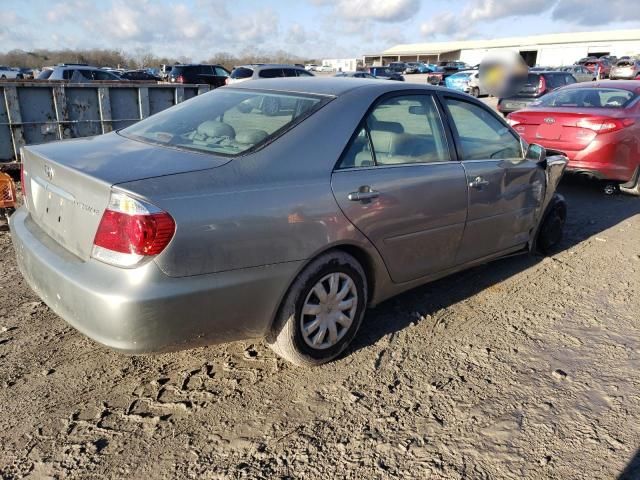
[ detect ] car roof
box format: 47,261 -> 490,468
236,64 -> 306,69
562,80 -> 640,92
225,77 -> 446,97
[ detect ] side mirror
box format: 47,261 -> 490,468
525,143 -> 546,164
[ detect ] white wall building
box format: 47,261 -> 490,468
321,58 -> 359,72
364,30 -> 640,67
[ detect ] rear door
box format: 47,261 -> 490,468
331,93 -> 468,283
441,94 -> 541,264
196,65 -> 215,85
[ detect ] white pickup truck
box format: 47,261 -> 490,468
0,66 -> 22,79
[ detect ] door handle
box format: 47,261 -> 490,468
348,187 -> 380,202
469,176 -> 490,189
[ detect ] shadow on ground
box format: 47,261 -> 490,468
349,175 -> 640,354
619,448 -> 640,480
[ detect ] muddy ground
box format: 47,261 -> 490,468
1,176 -> 639,480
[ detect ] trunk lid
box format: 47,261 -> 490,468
22,132 -> 230,260
510,108 -> 625,149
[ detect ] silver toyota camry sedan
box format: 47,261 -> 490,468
10,78 -> 567,366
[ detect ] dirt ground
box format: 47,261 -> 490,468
1,174 -> 640,477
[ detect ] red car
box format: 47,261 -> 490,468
507,81 -> 640,195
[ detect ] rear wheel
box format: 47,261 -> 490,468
470,87 -> 479,98
266,251 -> 368,366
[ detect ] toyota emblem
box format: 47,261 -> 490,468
544,117 -> 555,124
44,164 -> 54,181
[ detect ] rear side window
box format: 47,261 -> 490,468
259,68 -> 283,78
37,69 -> 52,80
296,69 -> 314,77
121,89 -> 327,157
282,69 -> 297,77
198,65 -> 213,75
337,95 -> 450,169
214,67 -> 229,76
444,98 -> 521,161
230,67 -> 253,79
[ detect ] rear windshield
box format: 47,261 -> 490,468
120,89 -> 329,156
37,69 -> 53,80
449,72 -> 472,80
531,88 -> 636,108
616,61 -> 635,67
230,67 -> 253,79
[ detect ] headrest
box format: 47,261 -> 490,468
236,129 -> 269,145
197,121 -> 235,138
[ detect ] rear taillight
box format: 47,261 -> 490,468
506,115 -> 520,127
225,77 -> 230,85
92,192 -> 175,268
576,117 -> 635,134
537,76 -> 546,94
176,75 -> 185,84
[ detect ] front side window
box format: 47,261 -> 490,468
444,98 -> 521,161
121,89 -> 328,156
337,95 -> 450,169
214,67 -> 229,77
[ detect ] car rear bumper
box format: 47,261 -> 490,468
10,208 -> 300,354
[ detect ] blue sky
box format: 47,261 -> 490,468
1,0 -> 639,60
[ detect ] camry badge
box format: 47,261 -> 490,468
44,164 -> 55,181
544,117 -> 555,124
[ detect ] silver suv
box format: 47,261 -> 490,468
227,64 -> 314,84
37,64 -> 122,82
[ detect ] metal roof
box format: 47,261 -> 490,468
382,30 -> 640,56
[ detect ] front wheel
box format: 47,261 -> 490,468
266,251 -> 368,366
536,195 -> 567,254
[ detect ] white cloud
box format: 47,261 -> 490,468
551,0 -> 640,25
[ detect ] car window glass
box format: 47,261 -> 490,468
366,95 -> 449,165
93,70 -> 117,80
214,67 -> 229,76
199,65 -> 213,75
338,126 -> 374,169
259,68 -> 283,78
296,69 -> 313,77
122,89 -> 325,156
444,98 -> 521,161
282,69 -> 297,77
230,67 -> 253,79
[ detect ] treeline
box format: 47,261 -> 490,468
0,48 -> 315,71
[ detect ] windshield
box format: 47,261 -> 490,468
531,88 -> 636,108
121,89 -> 328,156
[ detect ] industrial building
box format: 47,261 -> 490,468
364,30 -> 640,67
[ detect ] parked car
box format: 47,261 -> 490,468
305,64 -> 319,71
0,65 -> 22,79
389,62 -> 408,73
559,65 -> 596,82
37,65 -> 122,82
168,64 -> 230,87
119,70 -> 161,81
18,68 -> 34,79
368,67 -> 404,81
506,80 -> 640,195
11,78 -> 568,366
319,65 -> 334,72
497,71 -> 577,116
444,70 -> 487,97
334,71 -> 378,79
581,59 -> 611,78
609,59 -> 640,80
427,62 -> 468,85
227,64 -> 314,85
160,64 -> 173,80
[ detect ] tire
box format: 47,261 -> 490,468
536,196 -> 567,254
266,251 -> 368,366
471,87 -> 479,98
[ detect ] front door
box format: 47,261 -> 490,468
331,94 -> 468,283
440,95 -> 543,264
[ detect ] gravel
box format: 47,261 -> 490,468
0,177 -> 639,479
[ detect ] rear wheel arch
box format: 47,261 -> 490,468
270,243 -> 376,331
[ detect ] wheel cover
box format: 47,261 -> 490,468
300,272 -> 358,350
